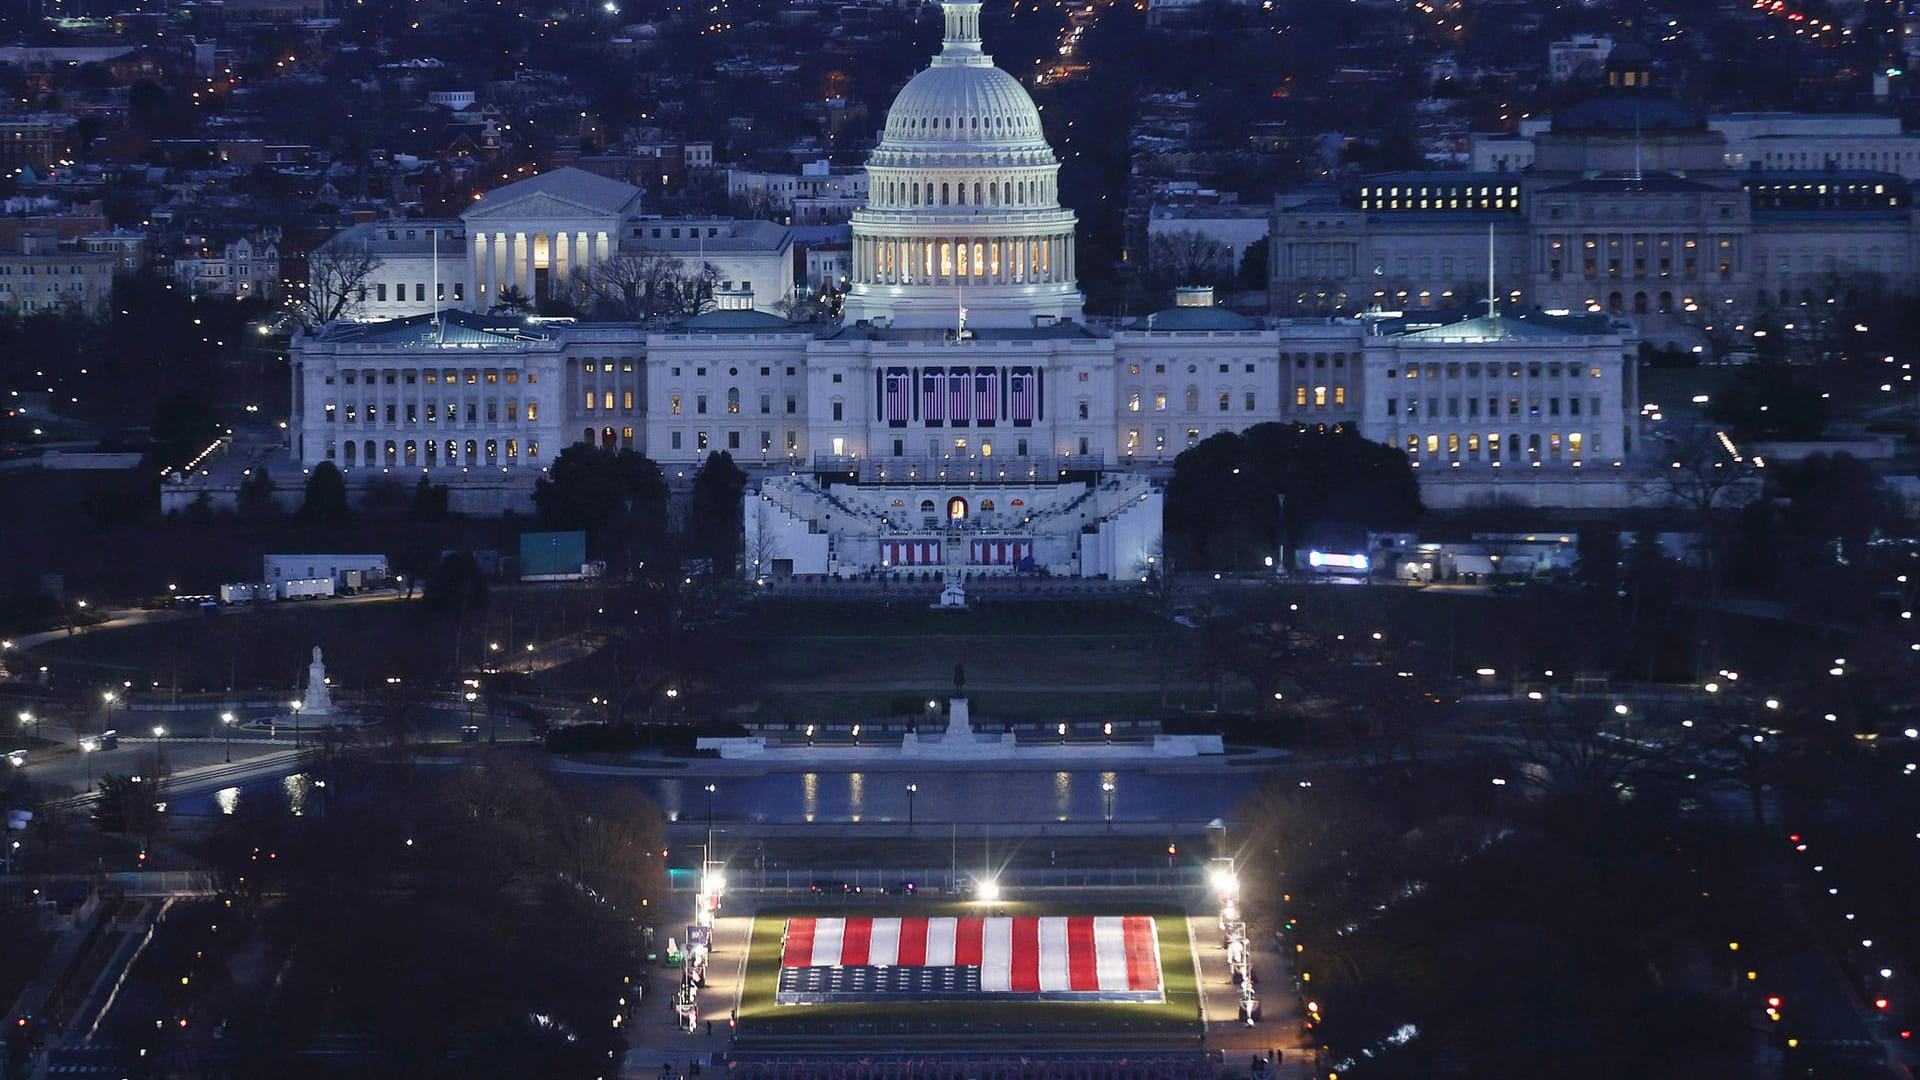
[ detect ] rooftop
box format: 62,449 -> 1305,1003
316,310 -> 557,346
1381,310 -> 1620,341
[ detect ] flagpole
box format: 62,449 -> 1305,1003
432,230 -> 443,344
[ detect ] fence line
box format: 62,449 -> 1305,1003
672,866 -> 1202,893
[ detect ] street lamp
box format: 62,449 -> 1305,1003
703,782 -> 717,883
1102,780 -> 1115,830
289,700 -> 302,748
464,689 -> 479,740
906,782 -> 918,830
152,724 -> 167,774
221,711 -> 236,764
17,711 -> 35,744
102,690 -> 116,732
525,641 -> 535,674
80,736 -> 96,785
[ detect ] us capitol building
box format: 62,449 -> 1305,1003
287,2 -> 1646,578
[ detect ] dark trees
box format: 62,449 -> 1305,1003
1166,423 -> 1422,570
422,551 -> 488,614
236,467 -> 278,519
148,387 -> 223,475
297,461 -> 351,524
223,752 -> 668,1077
688,451 -> 748,574
531,444 -> 668,537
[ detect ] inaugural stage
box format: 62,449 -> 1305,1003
776,916 -> 1165,1006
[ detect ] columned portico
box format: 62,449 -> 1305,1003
461,167 -> 646,311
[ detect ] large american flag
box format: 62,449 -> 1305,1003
1010,368 -> 1035,424
776,916 -> 1164,1005
922,370 -> 944,424
948,370 -> 971,424
974,370 -> 997,424
885,369 -> 912,424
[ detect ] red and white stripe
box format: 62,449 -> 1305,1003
1011,370 -> 1034,422
886,371 -> 912,423
780,916 -> 1162,994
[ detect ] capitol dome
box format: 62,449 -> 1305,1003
841,2 -> 1084,330
878,56 -> 1048,153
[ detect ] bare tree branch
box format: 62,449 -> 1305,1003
298,239 -> 382,326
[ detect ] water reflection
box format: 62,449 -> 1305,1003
165,765 -> 1256,828
680,768 -> 1248,827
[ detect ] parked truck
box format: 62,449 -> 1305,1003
276,577 -> 336,601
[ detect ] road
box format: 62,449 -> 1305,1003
3,591 -> 408,653
13,700 -> 533,804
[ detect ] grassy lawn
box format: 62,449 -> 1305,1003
734,900 -> 1201,1047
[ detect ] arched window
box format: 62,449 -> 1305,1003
485,439 -> 498,462
941,183 -> 950,205
1185,386 -> 1199,411
404,440 -> 417,463
920,499 -> 936,513
364,440 -> 375,463
727,387 -> 740,414
947,497 -> 968,521
980,498 -> 995,512
344,441 -> 356,464
465,439 -> 478,462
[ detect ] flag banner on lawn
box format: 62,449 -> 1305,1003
776,916 -> 1165,1005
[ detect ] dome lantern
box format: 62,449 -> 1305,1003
939,2 -> 988,64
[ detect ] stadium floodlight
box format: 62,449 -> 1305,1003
974,878 -> 1001,902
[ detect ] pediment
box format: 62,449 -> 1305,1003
462,190 -> 625,223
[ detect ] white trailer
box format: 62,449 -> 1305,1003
219,582 -> 260,605
262,554 -> 388,593
276,577 -> 336,601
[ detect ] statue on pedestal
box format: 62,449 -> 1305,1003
302,646 -> 336,718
